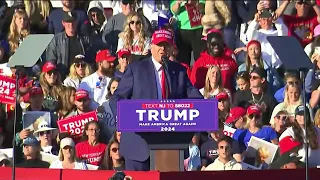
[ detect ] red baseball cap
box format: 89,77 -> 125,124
201,28 -> 222,41
216,92 -> 228,101
279,136 -> 302,155
42,62 -> 57,73
75,89 -> 89,101
29,87 -> 43,96
151,30 -> 173,45
96,49 -> 116,63
247,105 -> 261,115
118,48 -> 131,58
225,107 -> 246,124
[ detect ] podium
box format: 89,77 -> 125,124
117,99 -> 218,172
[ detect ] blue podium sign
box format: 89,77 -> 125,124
117,99 -> 218,132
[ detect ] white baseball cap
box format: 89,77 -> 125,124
60,137 -> 75,149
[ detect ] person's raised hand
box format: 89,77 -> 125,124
257,1 -> 265,12
234,47 -> 247,55
19,129 -> 31,140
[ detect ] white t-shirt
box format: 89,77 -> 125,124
79,72 -> 111,110
49,160 -> 88,170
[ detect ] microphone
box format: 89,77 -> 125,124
161,55 -> 169,66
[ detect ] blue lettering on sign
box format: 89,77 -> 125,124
136,109 -> 200,121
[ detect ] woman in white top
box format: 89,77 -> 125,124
117,12 -> 151,55
63,55 -> 92,89
279,105 -> 320,167
199,65 -> 231,101
50,138 -> 88,170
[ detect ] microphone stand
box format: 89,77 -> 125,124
299,68 -> 309,180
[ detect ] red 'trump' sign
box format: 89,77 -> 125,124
0,75 -> 16,105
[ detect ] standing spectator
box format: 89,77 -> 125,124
225,107 -> 247,129
203,136 -> 242,171
39,62 -> 64,112
17,135 -> 50,168
50,137 -> 88,170
64,55 -> 92,89
217,92 -> 231,122
26,87 -> 49,111
46,11 -> 92,79
109,29 -> 203,171
233,105 -> 278,147
102,0 -> 152,54
57,86 -> 76,119
8,10 -> 30,55
233,67 -> 277,124
276,0 -> 320,47
117,12 -> 151,55
170,0 -> 205,65
199,65 -> 231,100
280,105 -> 320,167
79,49 -> 116,109
48,0 -> 89,35
191,32 -> 238,92
115,49 -> 132,78
98,138 -> 125,170
76,121 -> 107,166
65,89 -> 91,118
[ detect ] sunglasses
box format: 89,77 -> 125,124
248,114 -> 261,119
47,70 -> 57,76
111,147 -> 119,153
130,20 -> 141,25
276,115 -> 288,121
75,62 -> 86,68
250,75 -> 260,80
218,145 -> 230,150
40,130 -> 51,136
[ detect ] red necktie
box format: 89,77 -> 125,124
161,68 -> 167,99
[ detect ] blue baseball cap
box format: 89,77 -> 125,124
295,105 -> 310,117
22,135 -> 40,146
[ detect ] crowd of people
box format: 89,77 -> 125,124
0,0 -> 319,174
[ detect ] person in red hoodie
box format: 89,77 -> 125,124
191,31 -> 238,92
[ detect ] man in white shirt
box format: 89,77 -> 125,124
79,49 -> 116,110
204,136 -> 242,171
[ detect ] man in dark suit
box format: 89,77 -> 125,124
110,29 -> 203,171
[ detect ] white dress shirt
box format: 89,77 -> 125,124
151,56 -> 163,99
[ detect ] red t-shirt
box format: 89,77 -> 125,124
283,14 -> 319,47
75,141 -> 107,166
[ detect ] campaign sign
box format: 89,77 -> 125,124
0,75 -> 16,105
58,111 -> 98,137
117,99 -> 218,132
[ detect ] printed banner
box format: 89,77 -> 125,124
223,125 -> 236,138
185,3 -> 202,28
242,136 -> 278,170
57,111 -> 98,137
117,99 -> 218,132
0,75 -> 16,105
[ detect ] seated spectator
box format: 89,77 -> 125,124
199,65 -> 232,100
65,89 -> 91,118
117,12 -> 151,55
233,105 -> 278,147
64,55 -> 92,89
76,121 -> 107,166
225,107 -> 247,129
191,31 -> 238,92
17,135 -> 50,168
48,0 -> 89,35
26,87 -> 49,111
203,136 -> 242,171
8,9 -> 30,55
271,110 -> 290,138
115,49 -> 132,78
235,71 -> 250,91
233,67 -> 277,124
274,71 -> 301,103
113,130 -> 121,143
50,137 -> 88,170
46,11 -> 92,79
39,62 -> 64,112
33,117 -> 59,155
216,92 -> 231,122
57,86 -> 76,119
280,105 -> 320,167
79,49 -> 116,109
0,153 -> 11,167
201,123 -> 243,170
98,138 -> 125,170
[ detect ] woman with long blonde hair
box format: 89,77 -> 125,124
25,0 -> 51,33
117,12 -> 150,55
8,10 -> 30,54
199,65 -> 231,100
39,62 -> 64,111
64,55 -> 92,89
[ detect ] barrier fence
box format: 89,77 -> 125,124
1,167 -> 320,180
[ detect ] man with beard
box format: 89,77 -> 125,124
66,89 -> 91,118
79,49 -> 115,109
190,31 -> 238,92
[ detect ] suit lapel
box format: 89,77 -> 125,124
143,58 -> 158,99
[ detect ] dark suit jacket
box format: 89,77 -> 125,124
110,57 -> 203,162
